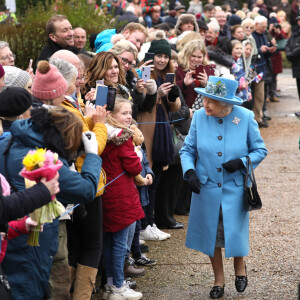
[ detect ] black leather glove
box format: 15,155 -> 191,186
185,169 -> 201,194
222,159 -> 244,173
168,85 -> 180,102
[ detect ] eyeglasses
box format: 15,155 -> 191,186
244,26 -> 254,29
120,56 -> 134,68
0,54 -> 16,61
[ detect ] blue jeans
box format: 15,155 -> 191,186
104,222 -> 136,288
126,222 -> 136,259
144,14 -> 163,28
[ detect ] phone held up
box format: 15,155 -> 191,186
94,83 -> 117,111
141,66 -> 151,81
144,52 -> 155,63
165,73 -> 175,84
193,64 -> 216,87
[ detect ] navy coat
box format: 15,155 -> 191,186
0,119 -> 102,300
180,106 -> 267,258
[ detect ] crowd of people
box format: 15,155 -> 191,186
0,0 -> 297,298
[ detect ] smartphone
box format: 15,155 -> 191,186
106,87 -> 117,111
194,65 -> 204,78
144,52 -> 154,63
141,66 -> 151,81
95,84 -> 108,107
28,59 -> 33,70
165,73 -> 175,84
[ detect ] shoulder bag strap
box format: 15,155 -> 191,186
244,156 -> 250,187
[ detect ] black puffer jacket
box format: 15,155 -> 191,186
286,26 -> 300,78
207,46 -> 235,69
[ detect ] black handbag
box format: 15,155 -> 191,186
171,126 -> 186,165
244,156 -> 262,211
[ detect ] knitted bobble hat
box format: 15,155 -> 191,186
31,60 -> 68,100
3,66 -> 31,90
0,64 -> 4,78
0,87 -> 33,117
148,39 -> 171,58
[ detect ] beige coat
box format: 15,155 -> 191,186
137,95 -> 181,168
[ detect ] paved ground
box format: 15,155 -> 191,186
94,69 -> 300,300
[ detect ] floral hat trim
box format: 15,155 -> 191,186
205,80 -> 228,98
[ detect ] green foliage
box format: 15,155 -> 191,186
0,0 -> 112,69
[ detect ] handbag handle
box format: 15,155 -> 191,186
244,156 -> 257,188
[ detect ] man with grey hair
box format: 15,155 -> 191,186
252,15 -> 276,128
205,21 -> 220,46
0,41 -> 15,66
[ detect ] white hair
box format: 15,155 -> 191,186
208,21 -> 220,33
254,15 -> 267,24
49,57 -> 78,87
0,41 -> 9,50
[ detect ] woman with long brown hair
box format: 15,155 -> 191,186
138,38 -> 183,240
82,51 -> 130,99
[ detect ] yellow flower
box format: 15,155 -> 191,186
23,148 -> 46,171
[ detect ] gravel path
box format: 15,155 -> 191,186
94,69 -> 300,300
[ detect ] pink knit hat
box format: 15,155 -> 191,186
32,60 -> 68,100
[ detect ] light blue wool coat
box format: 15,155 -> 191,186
180,106 -> 267,258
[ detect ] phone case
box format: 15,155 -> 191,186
165,73 -> 175,84
95,85 -> 108,107
142,66 -> 151,81
144,52 -> 154,62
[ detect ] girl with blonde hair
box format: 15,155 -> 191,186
176,39 -> 209,109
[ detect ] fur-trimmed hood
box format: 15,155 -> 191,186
105,123 -> 133,146
174,14 -> 199,37
207,46 -> 235,68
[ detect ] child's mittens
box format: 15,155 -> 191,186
239,77 -> 246,90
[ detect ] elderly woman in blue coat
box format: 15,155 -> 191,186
180,76 -> 267,299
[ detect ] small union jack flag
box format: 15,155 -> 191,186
254,72 -> 263,83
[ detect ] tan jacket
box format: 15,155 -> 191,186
137,95 -> 181,168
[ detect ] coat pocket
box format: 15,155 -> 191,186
234,176 -> 244,186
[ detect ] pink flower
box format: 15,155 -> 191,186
44,150 -> 55,166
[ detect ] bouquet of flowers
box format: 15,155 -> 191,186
21,149 -> 65,246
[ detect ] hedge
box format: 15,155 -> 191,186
0,0 -> 112,69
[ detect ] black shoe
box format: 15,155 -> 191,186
258,120 -> 269,128
235,265 -> 248,293
140,244 -> 149,253
263,114 -> 272,121
209,285 -> 225,299
167,221 -> 184,229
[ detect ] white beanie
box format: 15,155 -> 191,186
2,66 -> 31,90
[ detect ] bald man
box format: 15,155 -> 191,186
50,50 -> 84,102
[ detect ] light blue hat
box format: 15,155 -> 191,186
195,76 -> 243,105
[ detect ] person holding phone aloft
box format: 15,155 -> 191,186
176,39 -> 209,115
109,40 -> 158,121
138,38 -> 182,239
